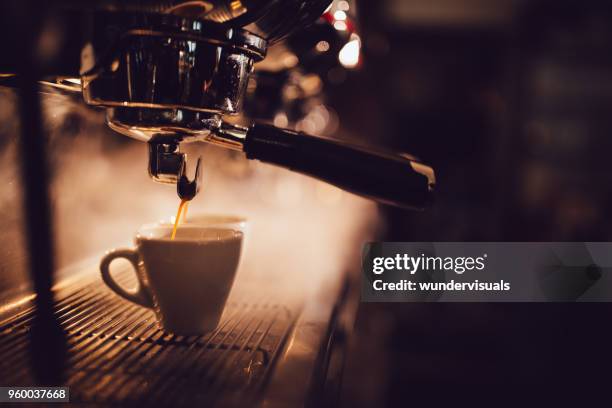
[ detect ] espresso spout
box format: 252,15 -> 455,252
177,157 -> 203,201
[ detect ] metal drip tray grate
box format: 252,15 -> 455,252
0,272 -> 296,407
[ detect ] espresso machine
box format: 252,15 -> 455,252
1,0 -> 434,206
0,1 -> 434,406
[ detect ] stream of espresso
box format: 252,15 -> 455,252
171,199 -> 189,240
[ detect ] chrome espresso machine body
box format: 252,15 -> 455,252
0,1 -> 434,406
1,0 -> 434,207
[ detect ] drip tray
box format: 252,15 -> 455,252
0,270 -> 297,407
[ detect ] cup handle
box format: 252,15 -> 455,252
100,248 -> 154,308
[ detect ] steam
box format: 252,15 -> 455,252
0,87 -> 378,299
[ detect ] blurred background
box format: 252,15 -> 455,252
2,0 -> 612,405
339,0 -> 612,406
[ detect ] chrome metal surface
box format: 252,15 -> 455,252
82,11 -> 267,138
106,108 -> 220,141
263,278 -> 349,408
148,140 -> 186,184
409,160 -> 436,190
241,0 -> 333,43
33,1 -> 331,43
0,268 -> 296,407
92,12 -> 257,186
208,122 -> 249,151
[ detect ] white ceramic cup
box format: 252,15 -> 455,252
100,223 -> 243,335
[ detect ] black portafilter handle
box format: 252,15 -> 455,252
242,123 -> 435,210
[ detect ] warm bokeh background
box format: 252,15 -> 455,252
338,1 -> 612,405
